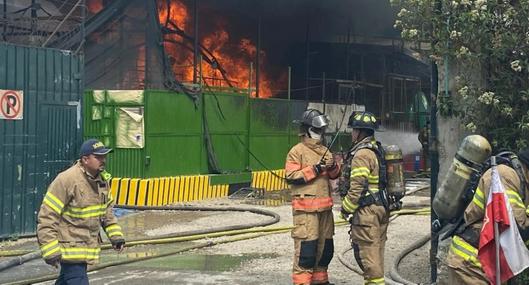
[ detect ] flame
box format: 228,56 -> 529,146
87,0 -> 103,14
157,0 -> 277,98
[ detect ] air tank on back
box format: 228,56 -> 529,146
384,145 -> 405,200
432,135 -> 492,221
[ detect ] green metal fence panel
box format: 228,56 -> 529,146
249,98 -> 294,171
0,43 -> 83,239
144,90 -> 205,177
82,88 -> 347,178
204,92 -> 248,172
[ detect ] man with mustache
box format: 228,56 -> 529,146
37,139 -> 125,285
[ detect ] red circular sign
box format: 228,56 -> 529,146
1,91 -> 21,119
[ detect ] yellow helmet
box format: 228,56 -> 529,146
348,111 -> 377,131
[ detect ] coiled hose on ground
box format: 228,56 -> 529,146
2,200 -> 434,285
0,205 -> 281,272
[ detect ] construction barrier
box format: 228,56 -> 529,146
110,169 -> 287,206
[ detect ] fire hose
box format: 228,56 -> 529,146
1,201 -> 432,284
0,205 -> 281,272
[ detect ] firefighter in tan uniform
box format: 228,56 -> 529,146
285,109 -> 341,285
340,111 -> 389,285
37,139 -> 125,285
445,148 -> 529,284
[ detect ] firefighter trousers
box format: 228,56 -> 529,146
349,204 -> 389,285
291,209 -> 335,285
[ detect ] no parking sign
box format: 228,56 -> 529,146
0,90 -> 23,120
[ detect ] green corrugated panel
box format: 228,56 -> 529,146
0,43 -> 82,238
204,92 -> 248,172
144,90 -> 205,177
249,98 -> 292,171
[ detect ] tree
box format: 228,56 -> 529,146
391,0 -> 529,150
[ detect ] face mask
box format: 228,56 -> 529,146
308,127 -> 323,140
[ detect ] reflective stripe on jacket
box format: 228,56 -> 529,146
37,162 -> 124,264
342,136 -> 380,214
450,236 -> 481,268
464,164 -> 529,238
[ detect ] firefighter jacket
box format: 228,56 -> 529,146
342,136 -> 381,215
37,162 -> 124,265
465,164 -> 529,235
285,137 -> 341,212
448,164 -> 529,272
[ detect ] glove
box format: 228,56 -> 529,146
44,255 -> 61,268
111,238 -> 126,252
313,164 -> 323,176
323,158 -> 336,169
339,208 -> 354,223
326,160 -> 337,171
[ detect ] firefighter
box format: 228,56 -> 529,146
37,139 -> 125,285
445,148 -> 529,284
285,109 -> 341,285
418,120 -> 430,171
340,111 -> 389,285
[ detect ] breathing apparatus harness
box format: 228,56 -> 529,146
443,151 -> 528,246
337,137 -> 393,212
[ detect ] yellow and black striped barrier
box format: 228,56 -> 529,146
110,169 -> 287,206
251,169 -> 287,191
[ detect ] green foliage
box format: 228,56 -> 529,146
391,0 -> 529,151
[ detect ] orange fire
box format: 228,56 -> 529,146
157,0 -> 275,98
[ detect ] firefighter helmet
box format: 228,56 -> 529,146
294,109 -> 330,128
348,111 -> 377,131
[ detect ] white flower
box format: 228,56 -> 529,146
450,30 -> 462,39
511,60 -> 522,72
458,86 -> 469,97
393,20 -> 402,29
478,91 -> 495,105
475,0 -> 486,7
397,8 -> 408,17
408,29 -> 418,37
461,0 -> 471,5
465,122 -> 477,132
475,0 -> 487,10
502,106 -> 513,116
456,46 -> 470,58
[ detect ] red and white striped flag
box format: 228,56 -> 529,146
478,165 -> 529,284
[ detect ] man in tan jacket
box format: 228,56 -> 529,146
445,148 -> 529,284
37,139 -> 125,285
285,109 -> 340,285
340,111 -> 389,285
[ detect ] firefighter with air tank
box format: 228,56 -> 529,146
433,135 -> 529,284
338,111 -> 405,285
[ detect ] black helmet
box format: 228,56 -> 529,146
348,111 -> 377,131
294,109 -> 330,128
519,148 -> 529,167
